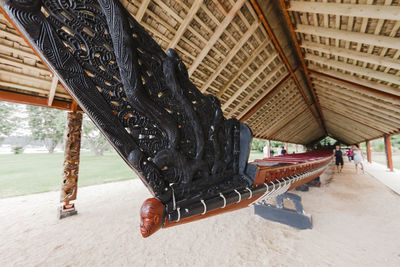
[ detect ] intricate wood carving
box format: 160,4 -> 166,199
61,111 -> 82,203
1,0 -> 253,205
1,0 -> 335,238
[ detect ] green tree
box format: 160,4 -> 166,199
82,115 -> 111,156
252,138 -> 267,152
27,105 -> 66,153
0,101 -> 18,137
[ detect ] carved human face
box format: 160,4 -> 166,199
140,198 -> 164,238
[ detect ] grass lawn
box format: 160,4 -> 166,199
2,150 -> 395,199
0,152 -> 137,198
0,150 -> 268,198
370,152 -> 400,170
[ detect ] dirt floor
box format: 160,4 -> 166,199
1,162 -> 399,267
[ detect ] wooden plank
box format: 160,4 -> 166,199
0,89 -> 72,110
295,24 -> 400,50
216,40 -> 269,97
288,1 -> 400,20
200,21 -> 261,93
222,52 -> 279,110
309,68 -> 400,100
0,43 -> 39,60
48,75 -> 58,106
0,55 -> 49,75
280,0 -> 328,137
250,0 -> 324,131
318,96 -> 400,126
306,54 -> 400,86
239,74 -> 291,121
321,106 -> 385,134
314,82 -> 400,114
169,0 -> 203,49
227,66 -> 284,117
301,40 -> 400,71
188,0 -> 246,76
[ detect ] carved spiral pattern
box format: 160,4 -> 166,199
5,0 -> 248,203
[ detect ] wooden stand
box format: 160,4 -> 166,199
59,111 -> 82,219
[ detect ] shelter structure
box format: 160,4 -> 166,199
0,1 -> 399,211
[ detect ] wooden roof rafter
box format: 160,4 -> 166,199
249,0 -> 325,134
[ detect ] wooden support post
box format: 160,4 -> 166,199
285,143 -> 289,152
384,134 -> 394,172
366,140 -> 372,163
59,111 -> 83,218
296,144 -> 298,153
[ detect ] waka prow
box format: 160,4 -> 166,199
1,0 -> 333,237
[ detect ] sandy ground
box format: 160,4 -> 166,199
1,162 -> 400,267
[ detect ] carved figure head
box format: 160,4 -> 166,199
140,198 -> 164,238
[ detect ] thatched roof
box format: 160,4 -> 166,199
0,0 -> 399,144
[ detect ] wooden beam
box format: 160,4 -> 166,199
320,100 -> 399,133
301,40 -> 400,71
169,0 -> 203,49
0,69 -> 52,85
215,39 -> 269,97
318,96 -> 400,126
188,0 -> 246,76
295,24 -> 400,50
311,76 -> 400,108
288,1 -> 400,20
0,43 -> 39,60
317,89 -> 400,123
314,83 -> 400,115
0,89 -> 72,110
309,68 -> 400,100
279,0 -> 328,134
323,117 -> 374,140
227,66 -> 286,117
48,76 -> 58,106
250,0 -> 324,132
200,21 -> 261,93
222,53 -> 279,110
239,73 -> 291,122
366,140 -> 372,163
384,134 -> 394,172
320,106 -> 385,134
0,55 -> 50,75
252,97 -> 305,133
133,0 -> 150,22
319,102 -> 396,132
267,106 -> 309,138
306,54 -> 400,86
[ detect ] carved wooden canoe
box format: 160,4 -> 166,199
0,0 -> 333,238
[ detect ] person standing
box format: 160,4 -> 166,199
281,146 -> 287,155
334,145 -> 344,173
263,143 -> 269,158
277,146 -> 282,156
270,149 -> 274,157
352,144 -> 365,174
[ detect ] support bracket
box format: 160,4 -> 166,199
58,203 -> 77,219
254,192 -> 312,229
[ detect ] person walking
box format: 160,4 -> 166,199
352,144 -> 365,174
346,148 -> 353,162
334,145 -> 344,173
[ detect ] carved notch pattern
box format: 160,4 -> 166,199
4,0 -> 251,204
